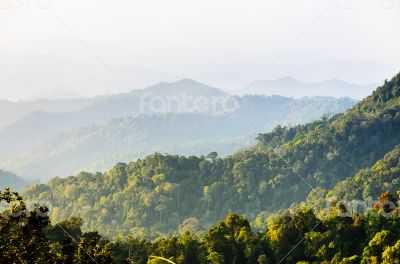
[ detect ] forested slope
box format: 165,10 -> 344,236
25,73 -> 400,237
327,144 -> 400,202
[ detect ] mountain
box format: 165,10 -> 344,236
292,59 -> 398,84
0,169 -> 28,191
24,72 -> 400,237
243,77 -> 377,99
4,114 -> 251,180
134,79 -> 227,97
0,79 -> 231,161
0,98 -> 92,129
0,76 -> 370,132
3,95 -> 354,180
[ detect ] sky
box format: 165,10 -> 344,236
1,0 -> 400,100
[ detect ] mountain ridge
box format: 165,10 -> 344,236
5,96 -> 355,180
244,77 -> 378,99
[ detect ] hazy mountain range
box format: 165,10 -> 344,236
0,76 -> 369,130
0,79 -> 356,182
2,53 -> 396,101
242,77 -> 378,99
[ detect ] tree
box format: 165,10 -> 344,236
267,208 -> 320,263
178,218 -> 202,235
382,240 -> 400,264
361,230 -> 396,263
207,252 -> 224,264
0,188 -> 59,263
206,152 -> 218,161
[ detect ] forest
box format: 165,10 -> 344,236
2,188 -> 400,263
3,72 -> 400,263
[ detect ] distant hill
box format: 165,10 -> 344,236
0,169 -> 28,191
0,98 -> 92,129
0,80 -> 355,180
0,80 -> 230,160
243,77 -> 377,99
2,95 -> 354,180
134,79 -> 227,97
0,77 -> 370,131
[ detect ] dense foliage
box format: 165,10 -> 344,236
4,188 -> 400,263
328,144 -> 400,202
256,73 -> 400,193
0,188 -> 113,263
23,73 -> 400,237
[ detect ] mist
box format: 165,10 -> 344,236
1,0 -> 399,100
